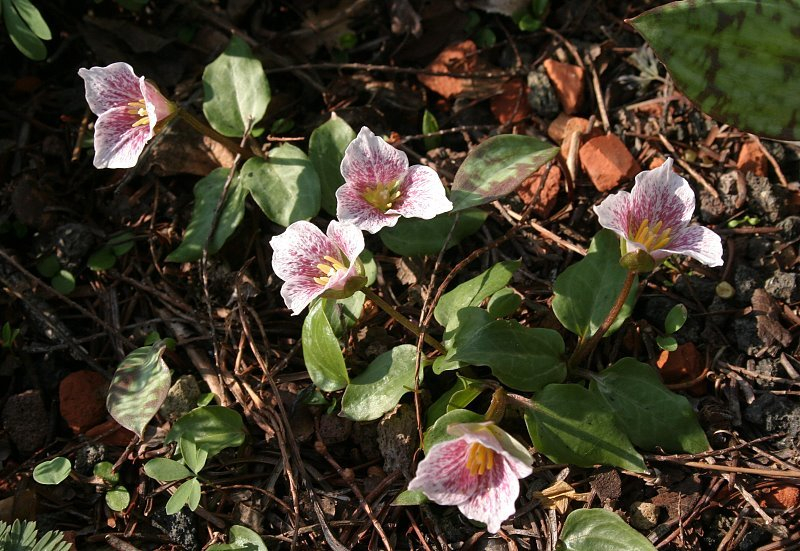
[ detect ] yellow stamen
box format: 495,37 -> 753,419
127,99 -> 150,128
314,255 -> 348,287
630,218 -> 672,251
362,181 -> 401,212
465,442 -> 495,477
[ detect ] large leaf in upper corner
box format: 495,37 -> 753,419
628,0 -> 800,140
449,134 -> 558,212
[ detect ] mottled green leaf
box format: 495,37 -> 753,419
434,260 -> 520,327
302,299 -> 349,391
590,358 -> 710,453
107,343 -> 171,438
380,208 -> 488,256
33,457 -> 71,485
11,0 -> 51,39
309,114 -> 356,215
629,0 -> 800,140
450,134 -> 558,211
203,35 -> 270,137
525,383 -> 646,472
557,509 -> 656,551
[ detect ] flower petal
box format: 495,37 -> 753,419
281,278 -> 325,316
79,62 -> 142,115
593,190 -> 632,239
326,220 -> 365,264
393,165 -> 453,220
658,224 -> 724,267
340,127 -> 408,188
448,423 -> 533,479
141,80 -> 174,133
408,438 -> 479,505
457,460 -> 521,534
629,158 -> 696,231
335,184 -> 400,234
269,221 -> 337,281
92,106 -> 151,169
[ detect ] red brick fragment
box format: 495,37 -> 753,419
656,342 -> 706,397
543,59 -> 585,114
579,134 -> 640,192
85,419 -> 135,447
59,370 -> 108,433
490,79 -> 532,124
737,140 -> 769,176
516,164 -> 562,218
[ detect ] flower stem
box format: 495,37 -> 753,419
484,387 -> 507,423
568,269 -> 637,368
361,287 -> 446,354
176,108 -> 255,159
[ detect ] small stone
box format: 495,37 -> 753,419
737,140 -> 769,176
151,508 -> 199,551
547,112 -> 572,142
377,404 -> 418,476
579,134 -> 640,192
516,164 -> 561,217
778,216 -> 800,240
715,281 -> 735,299
543,59 -> 585,114
490,78 -> 532,124
526,67 -> 560,119
656,342 -> 706,397
2,390 -> 48,454
59,370 -> 108,434
746,172 -> 785,223
318,414 -> 352,444
629,501 -> 660,530
74,443 -> 107,475
159,375 -> 201,422
764,271 -> 800,302
760,485 -> 800,509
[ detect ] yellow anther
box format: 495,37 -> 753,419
314,255 -> 348,286
465,442 -> 495,477
127,99 -> 150,128
630,218 -> 672,252
313,276 -> 330,285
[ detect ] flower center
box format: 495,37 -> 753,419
465,442 -> 495,476
362,181 -> 401,212
313,255 -> 347,286
629,218 -> 672,251
127,99 -> 150,128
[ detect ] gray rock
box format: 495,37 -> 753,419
74,443 -> 107,475
2,390 -> 48,454
159,375 -> 201,422
377,404 -> 418,476
764,271 -> 799,302
744,393 -> 800,450
527,68 -> 560,119
629,501 -> 659,530
151,508 -> 198,551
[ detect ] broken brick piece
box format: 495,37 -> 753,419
543,59 -> 585,114
579,134 -> 640,192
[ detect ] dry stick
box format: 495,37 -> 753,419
361,287 -> 446,354
750,134 -> 790,188
568,270 -> 637,368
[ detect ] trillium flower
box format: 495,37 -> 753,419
78,62 -> 176,169
594,158 -> 723,268
408,422 -> 533,534
269,220 -> 366,315
336,127 -> 453,233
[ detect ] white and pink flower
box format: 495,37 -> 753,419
409,422 -> 533,534
78,62 -> 176,169
336,127 -> 453,233
594,158 -> 723,267
269,220 -> 366,315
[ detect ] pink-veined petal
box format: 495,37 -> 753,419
79,62 -> 142,115
629,158 -> 696,231
141,80 -> 174,133
593,190 -> 632,239
335,184 -> 400,234
281,278 -> 326,316
326,220 -> 365,264
457,460 -> 521,534
408,438 -> 480,505
92,106 -> 151,169
657,224 -> 724,267
448,423 -> 533,479
393,165 -> 453,220
340,127 -> 408,187
269,221 -> 337,282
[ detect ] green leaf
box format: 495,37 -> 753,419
629,0 -> 800,140
552,230 -> 638,339
391,489 -> 428,506
301,299 -> 349,391
105,486 -> 130,512
208,525 -> 269,551
434,260 -> 520,327
240,146 -> 321,226
51,270 -> 75,295
144,458 -> 194,482
422,109 -> 441,151
0,520 -> 71,551
423,408 -> 483,450
656,335 -> 678,352
557,509 -> 656,551
11,0 -> 51,39
590,358 -> 710,453
450,134 -> 558,211
36,254 -> 60,278
380,208 -> 488,256
180,437 -> 209,474
32,457 -> 71,485
2,0 -> 46,60
309,114 -> 356,215
341,345 -> 421,422
166,477 -> 201,515
93,461 -> 120,485
487,287 -> 522,318
451,320 -> 566,392
434,307 -> 493,374
88,247 -> 116,271
108,232 -> 135,256
322,291 -> 365,338
202,35 -> 270,137
166,405 -> 246,458
525,383 -> 646,472
663,304 -> 688,335
107,343 -> 171,438
426,375 -> 484,425
166,168 -> 247,262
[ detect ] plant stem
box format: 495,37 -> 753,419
484,387 -> 507,422
176,108 -> 254,159
568,269 -> 637,368
361,287 -> 446,354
